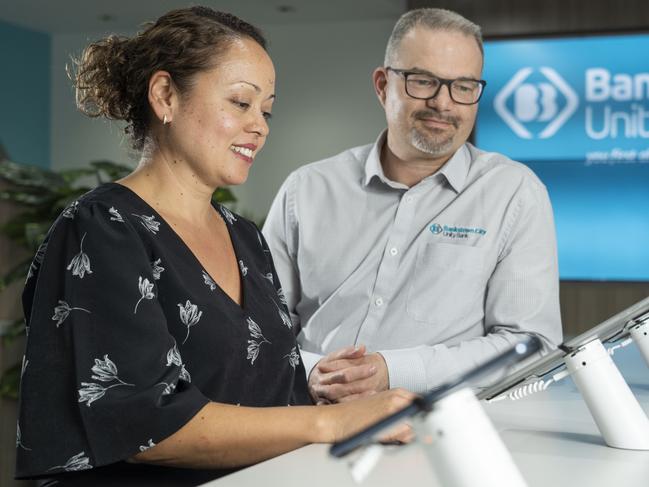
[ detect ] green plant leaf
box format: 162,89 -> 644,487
1,318 -> 26,345
58,168 -> 97,184
2,258 -> 32,288
212,187 -> 236,204
1,215 -> 33,243
0,363 -> 21,400
0,159 -> 65,189
24,222 -> 51,249
0,188 -> 56,206
1,210 -> 51,245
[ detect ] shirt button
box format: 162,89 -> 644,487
390,247 -> 398,256
405,196 -> 413,203
375,297 -> 384,307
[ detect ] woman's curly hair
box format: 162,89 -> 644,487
70,7 -> 266,151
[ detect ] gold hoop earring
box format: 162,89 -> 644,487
163,114 -> 170,125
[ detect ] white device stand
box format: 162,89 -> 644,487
416,387 -> 527,487
564,338 -> 649,450
630,319 -> 649,368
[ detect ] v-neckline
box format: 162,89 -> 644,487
107,182 -> 247,311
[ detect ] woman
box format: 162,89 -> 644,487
15,6 -> 413,486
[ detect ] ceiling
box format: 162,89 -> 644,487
3,0 -> 644,38
0,0 -> 406,34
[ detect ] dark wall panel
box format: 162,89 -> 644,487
407,0 -> 649,36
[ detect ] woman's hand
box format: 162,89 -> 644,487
318,388 -> 417,444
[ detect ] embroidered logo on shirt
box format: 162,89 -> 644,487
430,223 -> 487,240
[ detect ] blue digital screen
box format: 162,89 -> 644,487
476,34 -> 649,281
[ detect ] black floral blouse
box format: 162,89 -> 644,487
16,183 -> 310,485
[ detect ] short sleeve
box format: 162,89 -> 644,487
16,200 -> 210,477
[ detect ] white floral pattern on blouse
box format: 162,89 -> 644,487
274,301 -> 292,329
158,382 -> 176,395
261,272 -> 274,284
26,241 -> 48,282
109,207 -> 124,222
157,343 -> 191,394
52,300 -> 90,327
246,317 -> 271,365
66,233 -> 92,278
139,439 -> 156,452
239,260 -> 248,277
134,276 -> 155,313
256,229 -> 271,255
277,287 -> 287,306
166,342 -> 191,383
16,422 -> 31,451
151,258 -> 165,280
78,355 -> 134,407
132,214 -> 160,234
47,452 -> 92,472
219,205 -> 237,225
166,343 -> 182,367
284,347 -> 300,369
61,201 -> 79,219
202,270 -> 217,291
178,300 -> 203,344
21,355 -> 28,379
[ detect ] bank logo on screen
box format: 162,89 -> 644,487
494,67 -> 579,139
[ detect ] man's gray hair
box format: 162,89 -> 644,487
384,8 -> 483,66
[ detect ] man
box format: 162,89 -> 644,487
263,8 -> 562,403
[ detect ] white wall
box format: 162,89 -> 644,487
50,18 -> 397,221
235,19 -> 395,221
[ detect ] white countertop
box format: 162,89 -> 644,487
205,344 -> 649,487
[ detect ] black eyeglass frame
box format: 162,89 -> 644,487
385,66 -> 487,105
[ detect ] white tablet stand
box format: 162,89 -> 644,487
630,318 -> 649,369
416,387 -> 527,487
564,338 -> 649,450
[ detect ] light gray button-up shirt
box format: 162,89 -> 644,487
263,131 -> 562,393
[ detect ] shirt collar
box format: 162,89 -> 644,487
363,130 -> 471,193
363,130 -> 396,187
434,144 -> 471,193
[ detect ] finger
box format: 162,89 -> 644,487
378,422 -> 413,444
318,357 -> 371,373
312,378 -> 379,402
310,383 -> 347,402
337,390 -> 377,403
390,388 -> 418,402
402,427 -> 416,443
324,344 -> 366,362
345,344 -> 366,358
318,364 -> 377,385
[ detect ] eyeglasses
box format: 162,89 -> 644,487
385,67 -> 487,105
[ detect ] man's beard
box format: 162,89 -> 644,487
409,109 -> 458,156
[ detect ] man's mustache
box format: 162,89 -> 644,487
413,110 -> 459,128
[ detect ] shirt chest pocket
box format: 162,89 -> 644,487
406,242 -> 487,325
